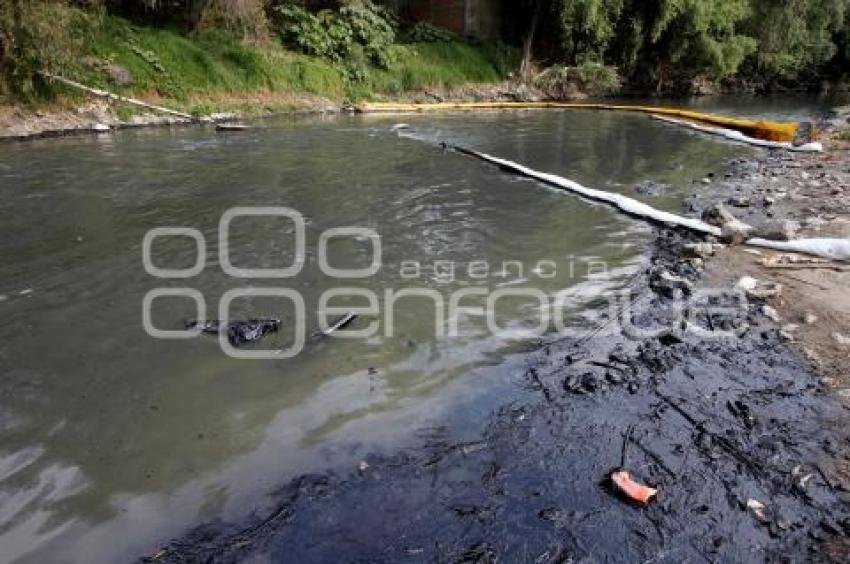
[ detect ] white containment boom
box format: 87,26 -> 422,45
448,145 -> 850,262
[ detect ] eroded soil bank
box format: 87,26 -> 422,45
145,116 -> 850,563
0,82 -> 546,141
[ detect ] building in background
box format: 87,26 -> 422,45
390,0 -> 502,40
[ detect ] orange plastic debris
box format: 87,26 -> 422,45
611,470 -> 658,505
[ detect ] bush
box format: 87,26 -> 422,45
340,0 -> 396,67
479,41 -> 519,77
273,5 -> 340,59
271,0 -> 397,70
362,41 -> 512,97
1,0 -> 86,100
403,21 -> 455,43
534,63 -> 621,98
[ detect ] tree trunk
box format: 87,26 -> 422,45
0,11 -> 7,68
186,0 -> 212,31
520,0 -> 543,79
11,0 -> 23,54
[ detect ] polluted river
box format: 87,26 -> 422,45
0,96 -> 847,563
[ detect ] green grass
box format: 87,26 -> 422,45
363,42 -> 515,96
69,13 -> 346,101
6,4 -> 515,113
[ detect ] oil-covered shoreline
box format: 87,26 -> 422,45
148,115 -> 850,563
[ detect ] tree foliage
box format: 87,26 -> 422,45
553,0 -> 756,82
272,0 -> 396,68
555,0 -> 623,65
3,0 -> 850,99
535,0 -> 850,86
746,0 -> 849,78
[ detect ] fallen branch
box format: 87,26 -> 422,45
759,254 -> 848,271
41,72 -> 193,120
761,263 -> 848,272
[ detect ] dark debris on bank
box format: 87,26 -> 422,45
147,224 -> 850,564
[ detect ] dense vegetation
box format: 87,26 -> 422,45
0,1 -> 513,109
0,0 -> 848,109
535,0 -> 850,91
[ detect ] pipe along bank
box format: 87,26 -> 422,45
363,102 -> 823,152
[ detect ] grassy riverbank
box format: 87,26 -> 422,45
0,5 -> 515,120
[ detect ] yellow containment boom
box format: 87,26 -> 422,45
357,101 -> 803,144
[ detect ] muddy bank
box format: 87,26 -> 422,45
0,82 -> 548,141
1,82 -> 845,143
146,131 -> 850,562
681,118 -> 850,383
0,96 -> 336,142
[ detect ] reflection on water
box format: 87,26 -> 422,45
626,92 -> 850,122
0,108 -> 741,562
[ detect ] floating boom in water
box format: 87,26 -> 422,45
446,144 -> 850,262
651,115 -> 822,152
360,101 -> 814,147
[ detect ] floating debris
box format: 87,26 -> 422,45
634,181 -> 668,197
215,123 -> 250,132
311,312 -> 358,340
185,318 -> 281,347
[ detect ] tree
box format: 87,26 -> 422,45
186,0 -> 212,31
606,0 -> 756,88
556,0 -> 623,65
746,0 -> 850,79
10,0 -> 21,51
520,0 -> 544,77
0,0 -> 26,96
